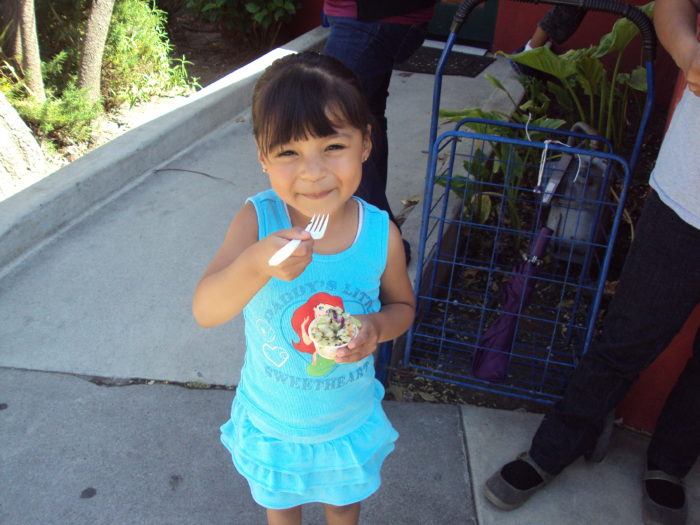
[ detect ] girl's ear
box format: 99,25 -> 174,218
362,125 -> 372,162
257,150 -> 268,173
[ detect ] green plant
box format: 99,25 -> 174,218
434,3 -> 653,231
185,0 -> 300,49
33,0 -> 89,88
9,83 -> 101,144
102,0 -> 196,110
2,0 -> 198,148
185,0 -> 245,26
245,0 -> 299,48
2,14 -> 97,146
438,74 -> 566,228
506,1 -> 653,153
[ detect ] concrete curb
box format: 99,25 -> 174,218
0,26 -> 328,273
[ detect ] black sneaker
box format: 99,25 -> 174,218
484,452 -> 554,510
643,467 -> 687,525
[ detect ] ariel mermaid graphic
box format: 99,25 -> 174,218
291,292 -> 344,377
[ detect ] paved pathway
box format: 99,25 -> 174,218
1,27 -> 698,525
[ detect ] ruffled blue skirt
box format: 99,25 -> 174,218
220,395 -> 398,509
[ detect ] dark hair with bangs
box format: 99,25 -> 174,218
252,52 -> 374,158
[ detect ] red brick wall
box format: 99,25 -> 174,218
618,304 -> 699,433
282,0 -> 324,42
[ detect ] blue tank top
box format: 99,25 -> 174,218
236,190 -> 389,443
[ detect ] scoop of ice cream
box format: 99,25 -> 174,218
309,306 -> 361,350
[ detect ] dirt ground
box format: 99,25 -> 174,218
167,16 -> 268,88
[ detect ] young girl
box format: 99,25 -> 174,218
192,52 -> 416,525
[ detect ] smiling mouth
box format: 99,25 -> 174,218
302,190 -> 332,200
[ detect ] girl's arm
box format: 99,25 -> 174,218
654,0 -> 700,95
192,202 -> 313,327
335,221 -> 416,363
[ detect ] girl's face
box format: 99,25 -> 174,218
258,122 -> 371,219
313,303 -> 333,318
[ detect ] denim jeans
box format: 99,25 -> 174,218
323,16 -> 428,224
539,6 -> 586,45
530,191 -> 700,478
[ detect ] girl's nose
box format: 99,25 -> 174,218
301,155 -> 326,180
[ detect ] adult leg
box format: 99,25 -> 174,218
485,192 -> 700,510
529,25 -> 550,48
266,506 -> 301,525
538,5 -> 586,45
641,327 -> 699,523
324,502 -> 361,525
648,325 -> 700,477
530,192 -> 700,475
323,17 -> 427,222
363,21 -> 427,226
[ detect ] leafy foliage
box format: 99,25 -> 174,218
438,75 -> 566,228
245,0 -> 297,29
435,2 -> 654,228
505,1 -> 654,153
9,83 -> 101,144
102,0 -> 194,109
34,0 -> 88,86
185,0 -> 300,48
1,0 -> 197,146
184,0 -> 246,27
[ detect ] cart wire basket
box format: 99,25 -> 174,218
402,0 -> 656,405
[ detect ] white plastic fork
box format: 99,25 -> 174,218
268,213 -> 330,266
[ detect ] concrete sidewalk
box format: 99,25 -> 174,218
1,27 -> 698,525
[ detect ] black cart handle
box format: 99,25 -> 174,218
451,0 -> 655,61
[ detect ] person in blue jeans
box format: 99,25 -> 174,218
484,0 -> 700,523
510,5 -> 585,77
322,0 -> 443,261
523,5 -> 585,50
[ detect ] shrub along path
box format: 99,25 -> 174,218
32,22 -> 267,192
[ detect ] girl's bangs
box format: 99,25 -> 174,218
256,73 -> 368,157
259,96 -> 339,156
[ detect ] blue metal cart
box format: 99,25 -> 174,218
402,0 -> 656,404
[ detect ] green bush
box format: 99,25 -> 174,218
505,1 -> 654,154
33,0 -> 195,106
34,0 -> 87,88
185,0 -> 300,48
102,0 -> 195,110
9,83 -> 101,144
2,0 -> 196,147
184,0 -> 245,27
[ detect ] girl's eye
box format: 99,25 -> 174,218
276,149 -> 296,158
326,143 -> 346,151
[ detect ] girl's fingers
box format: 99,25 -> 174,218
336,337 -> 376,362
270,227 -> 312,248
268,239 -> 314,281
334,317 -> 378,362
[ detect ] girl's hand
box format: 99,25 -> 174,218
263,227 -> 313,281
334,314 -> 379,363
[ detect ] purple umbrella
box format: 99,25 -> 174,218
472,226 -> 554,382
